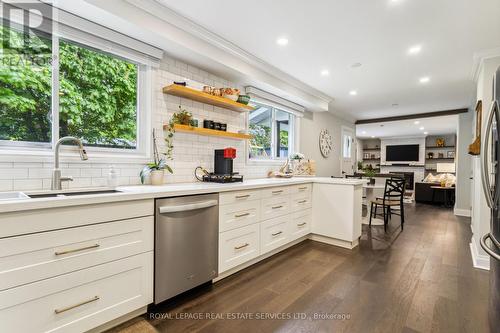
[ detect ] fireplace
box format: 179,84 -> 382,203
389,172 -> 415,190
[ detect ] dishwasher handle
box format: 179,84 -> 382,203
159,200 -> 218,214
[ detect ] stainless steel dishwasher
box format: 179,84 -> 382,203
154,193 -> 218,304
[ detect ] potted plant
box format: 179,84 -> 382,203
140,129 -> 173,185
363,166 -> 377,185
357,161 -> 363,171
164,106 -> 193,158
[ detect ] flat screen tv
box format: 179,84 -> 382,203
386,144 -> 420,162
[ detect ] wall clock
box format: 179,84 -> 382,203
319,129 -> 332,157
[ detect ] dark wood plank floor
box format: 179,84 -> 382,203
108,204 -> 491,333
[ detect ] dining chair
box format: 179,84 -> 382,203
369,177 -> 406,231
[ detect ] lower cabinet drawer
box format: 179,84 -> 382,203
290,209 -> 312,240
0,252 -> 153,333
291,193 -> 312,212
219,224 -> 260,273
260,215 -> 290,255
219,200 -> 261,232
0,216 -> 153,291
261,195 -> 290,221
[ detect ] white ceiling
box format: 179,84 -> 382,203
356,115 -> 458,138
157,0 -> 500,120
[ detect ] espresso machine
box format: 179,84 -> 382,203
195,148 -> 243,183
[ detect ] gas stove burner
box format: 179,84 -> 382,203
202,173 -> 243,183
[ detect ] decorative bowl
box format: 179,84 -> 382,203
223,94 -> 239,101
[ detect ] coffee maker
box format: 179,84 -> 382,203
196,148 -> 243,183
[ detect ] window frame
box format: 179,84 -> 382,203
246,102 -> 299,165
0,24 -> 152,162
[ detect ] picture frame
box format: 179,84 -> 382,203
447,151 -> 455,158
468,100 -> 482,155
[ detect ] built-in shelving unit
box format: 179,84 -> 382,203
162,84 -> 254,113
165,124 -> 252,140
424,135 -> 456,174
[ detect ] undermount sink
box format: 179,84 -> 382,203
0,192 -> 30,201
28,189 -> 122,199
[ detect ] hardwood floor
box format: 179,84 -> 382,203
108,204 -> 491,333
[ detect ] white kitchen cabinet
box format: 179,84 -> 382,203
0,199 -> 153,238
219,200 -> 261,232
260,215 -> 290,254
218,223 -> 260,273
219,189 -> 261,205
261,195 -> 290,221
260,186 -> 291,199
0,216 -> 153,291
289,183 -> 312,194
0,253 -> 152,333
290,209 -> 312,240
291,192 -> 312,212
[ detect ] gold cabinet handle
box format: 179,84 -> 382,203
272,231 -> 283,236
298,200 -> 307,204
235,212 -> 250,218
54,296 -> 100,314
297,222 -> 307,227
272,205 -> 283,209
234,243 -> 249,250
55,244 -> 100,256
298,187 -> 308,190
235,194 -> 250,199
272,190 -> 283,194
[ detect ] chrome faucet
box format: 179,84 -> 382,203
51,136 -> 88,190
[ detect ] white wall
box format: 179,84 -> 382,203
300,109 -> 355,177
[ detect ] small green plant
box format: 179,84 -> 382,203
140,129 -> 173,184
164,106 -> 193,159
357,161 -> 363,171
363,166 -> 376,179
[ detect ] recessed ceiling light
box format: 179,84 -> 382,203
276,37 -> 289,46
419,76 -> 430,84
349,90 -> 358,96
362,131 -> 366,134
419,127 -> 425,130
414,120 -> 420,125
320,69 -> 329,76
351,62 -> 362,68
424,131 -> 428,135
408,45 -> 422,55
371,136 -> 375,138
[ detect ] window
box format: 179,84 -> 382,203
343,133 -> 352,158
0,20 -> 144,153
248,102 -> 295,160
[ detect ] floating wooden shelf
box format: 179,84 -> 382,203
164,124 -> 252,140
162,85 -> 254,113
425,158 -> 455,161
363,148 -> 381,151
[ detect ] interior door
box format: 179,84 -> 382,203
341,127 -> 355,176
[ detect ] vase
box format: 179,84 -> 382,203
150,170 -> 165,185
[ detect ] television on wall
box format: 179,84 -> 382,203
386,144 -> 420,161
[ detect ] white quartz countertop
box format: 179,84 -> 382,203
0,177 -> 366,214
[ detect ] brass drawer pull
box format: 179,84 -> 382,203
54,296 -> 100,314
55,244 -> 100,256
298,187 -> 308,190
272,190 -> 283,194
234,243 -> 249,250
235,194 -> 250,199
235,212 -> 250,218
272,205 -> 283,209
297,222 -> 307,227
272,231 -> 283,236
298,200 -> 307,204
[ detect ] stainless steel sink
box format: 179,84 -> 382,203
28,189 -> 122,199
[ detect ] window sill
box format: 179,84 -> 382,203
246,159 -> 286,166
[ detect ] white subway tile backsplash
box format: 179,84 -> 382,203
13,179 -> 43,191
0,169 -> 28,179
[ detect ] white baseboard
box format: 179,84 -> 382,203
454,208 -> 471,217
470,240 -> 490,270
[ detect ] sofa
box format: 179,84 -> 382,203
415,182 -> 455,204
